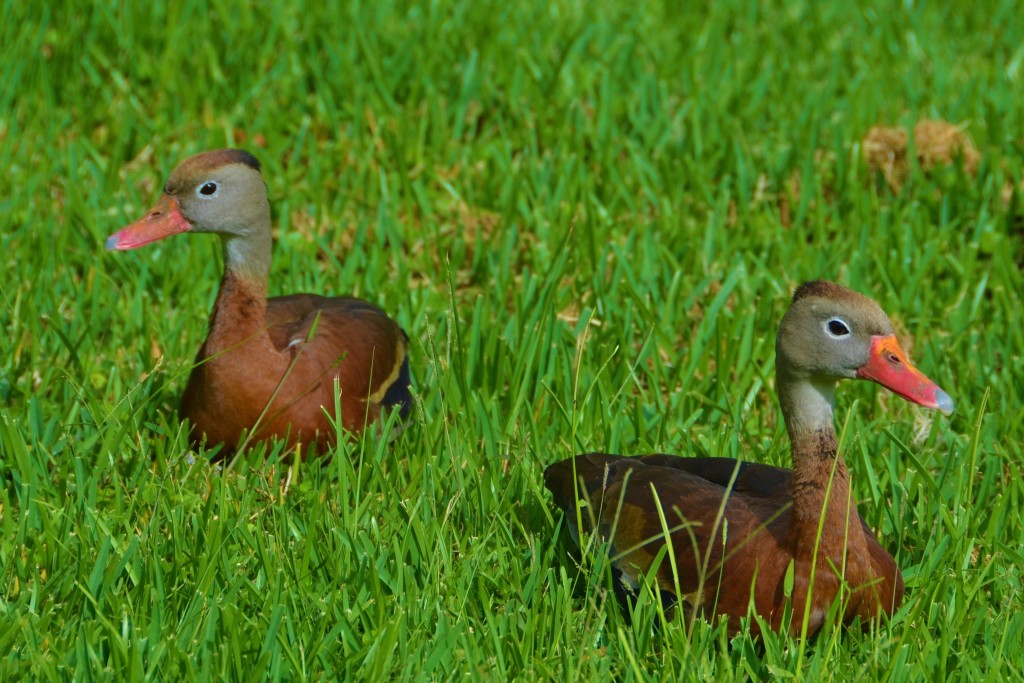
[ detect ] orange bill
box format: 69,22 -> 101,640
105,195 -> 191,251
857,335 -> 954,415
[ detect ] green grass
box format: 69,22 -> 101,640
2,0 -> 1022,679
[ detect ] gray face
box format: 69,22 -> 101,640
775,287 -> 895,381
166,161 -> 270,238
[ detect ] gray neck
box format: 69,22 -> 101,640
777,366 -> 856,543
777,371 -> 837,445
221,228 -> 271,284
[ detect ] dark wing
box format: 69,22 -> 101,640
632,455 -> 792,500
545,453 -> 791,513
266,294 -> 392,349
266,294 -> 413,419
543,453 -> 637,513
544,453 -> 776,601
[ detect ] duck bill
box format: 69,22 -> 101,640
857,335 -> 954,415
106,195 -> 191,250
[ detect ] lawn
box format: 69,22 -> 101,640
1,0 -> 1022,679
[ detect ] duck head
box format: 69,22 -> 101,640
776,280 -> 953,415
106,149 -> 270,251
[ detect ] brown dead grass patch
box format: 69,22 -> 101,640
863,119 -> 980,192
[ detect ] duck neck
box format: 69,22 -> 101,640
222,227 -> 271,285
777,371 -> 854,544
206,231 -> 271,348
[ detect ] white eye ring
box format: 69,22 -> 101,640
196,181 -> 219,199
824,317 -> 851,338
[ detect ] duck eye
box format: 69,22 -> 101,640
197,181 -> 219,197
825,318 -> 851,337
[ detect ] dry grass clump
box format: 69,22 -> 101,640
863,119 -> 981,191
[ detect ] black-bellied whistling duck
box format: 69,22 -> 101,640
545,281 -> 953,636
106,149 -> 412,455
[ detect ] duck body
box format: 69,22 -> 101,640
545,281 -> 952,636
108,149 -> 412,455
179,273 -> 412,453
545,454 -> 900,636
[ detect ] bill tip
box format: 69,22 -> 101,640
935,389 -> 954,416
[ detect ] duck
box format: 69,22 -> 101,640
544,281 -> 953,636
106,149 -> 413,456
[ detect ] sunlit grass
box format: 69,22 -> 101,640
1,0 -> 1022,679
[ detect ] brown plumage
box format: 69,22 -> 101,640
545,282 -> 953,636
107,149 -> 412,456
